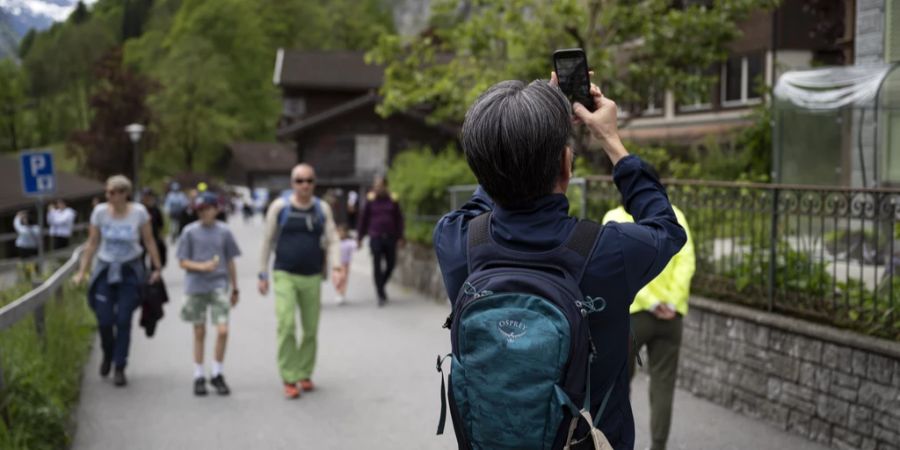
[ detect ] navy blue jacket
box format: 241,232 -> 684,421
433,155 -> 686,449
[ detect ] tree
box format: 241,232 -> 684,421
146,36 -> 239,174
260,0 -> 395,50
370,0 -> 778,126
70,1 -> 91,24
0,60 -> 29,152
67,48 -> 156,180
18,29 -> 36,59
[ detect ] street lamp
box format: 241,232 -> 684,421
125,123 -> 145,198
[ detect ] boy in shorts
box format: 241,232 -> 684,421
177,192 -> 241,396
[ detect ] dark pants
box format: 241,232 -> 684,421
17,247 -> 37,258
52,236 -> 70,250
92,267 -> 140,369
369,236 -> 397,300
629,311 -> 683,450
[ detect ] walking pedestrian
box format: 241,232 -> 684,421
357,175 -> 404,306
177,192 -> 241,396
432,76 -> 685,449
13,210 -> 40,258
73,175 -> 163,387
258,163 -> 344,399
164,182 -> 188,240
141,188 -> 167,268
47,199 -> 76,250
334,224 -> 355,305
603,201 -> 695,450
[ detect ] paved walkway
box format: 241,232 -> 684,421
73,218 -> 828,450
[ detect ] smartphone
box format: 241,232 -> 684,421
553,48 -> 594,111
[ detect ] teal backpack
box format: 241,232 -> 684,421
437,213 -> 616,450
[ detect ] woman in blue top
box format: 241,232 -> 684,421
74,175 -> 163,387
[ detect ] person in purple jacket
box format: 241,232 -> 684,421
357,175 -> 404,306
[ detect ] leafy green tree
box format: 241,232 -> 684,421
370,0 -> 777,126
0,60 -> 29,152
70,1 -> 91,24
261,0 -> 395,50
146,36 -> 239,174
18,29 -> 36,59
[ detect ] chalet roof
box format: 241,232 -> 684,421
227,141 -> 297,172
274,50 -> 383,90
0,155 -> 104,213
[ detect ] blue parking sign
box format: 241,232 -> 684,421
20,151 -> 56,197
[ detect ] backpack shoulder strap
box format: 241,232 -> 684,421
563,219 -> 602,282
313,196 -> 325,227
465,213 -> 491,273
278,193 -> 292,227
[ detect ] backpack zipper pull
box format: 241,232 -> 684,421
442,314 -> 453,329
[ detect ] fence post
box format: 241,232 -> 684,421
767,187 -> 780,312
34,304 -> 46,351
32,280 -> 46,351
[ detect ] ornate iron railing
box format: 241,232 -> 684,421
583,176 -> 900,340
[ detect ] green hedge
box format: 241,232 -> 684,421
390,145 -> 476,245
0,280 -> 94,450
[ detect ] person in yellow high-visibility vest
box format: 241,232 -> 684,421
602,203 -> 695,450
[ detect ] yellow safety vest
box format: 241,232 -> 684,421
601,205 -> 695,316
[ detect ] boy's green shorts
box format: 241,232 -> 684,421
181,289 -> 230,325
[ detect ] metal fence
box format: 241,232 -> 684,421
582,176 -> 900,340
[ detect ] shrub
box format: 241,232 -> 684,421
389,144 -> 476,245
0,281 -> 94,450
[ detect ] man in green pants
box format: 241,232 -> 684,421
603,200 -> 695,450
258,163 -> 344,399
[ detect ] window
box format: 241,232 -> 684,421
722,53 -> 765,105
282,97 -> 306,117
644,89 -> 665,116
747,54 -> 764,99
723,57 -> 743,102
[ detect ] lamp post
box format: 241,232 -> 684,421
125,123 -> 145,199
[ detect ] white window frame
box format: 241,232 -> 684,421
721,55 -> 763,107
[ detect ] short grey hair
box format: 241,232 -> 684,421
106,175 -> 133,194
461,80 -> 572,207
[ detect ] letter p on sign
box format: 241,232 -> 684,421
20,151 -> 56,197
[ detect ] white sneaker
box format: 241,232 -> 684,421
335,296 -> 345,305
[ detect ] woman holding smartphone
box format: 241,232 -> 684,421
74,175 -> 162,387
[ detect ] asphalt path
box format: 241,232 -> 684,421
72,217 -> 828,450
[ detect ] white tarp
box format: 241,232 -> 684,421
774,64 -> 895,110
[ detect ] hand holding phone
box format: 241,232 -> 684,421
553,48 -> 594,112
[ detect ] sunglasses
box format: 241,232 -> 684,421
293,178 -> 315,185
106,189 -> 124,195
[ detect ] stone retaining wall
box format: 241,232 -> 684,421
679,297 -> 900,450
395,243 -> 900,449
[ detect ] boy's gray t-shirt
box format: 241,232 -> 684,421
90,203 -> 150,263
177,221 -> 241,294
